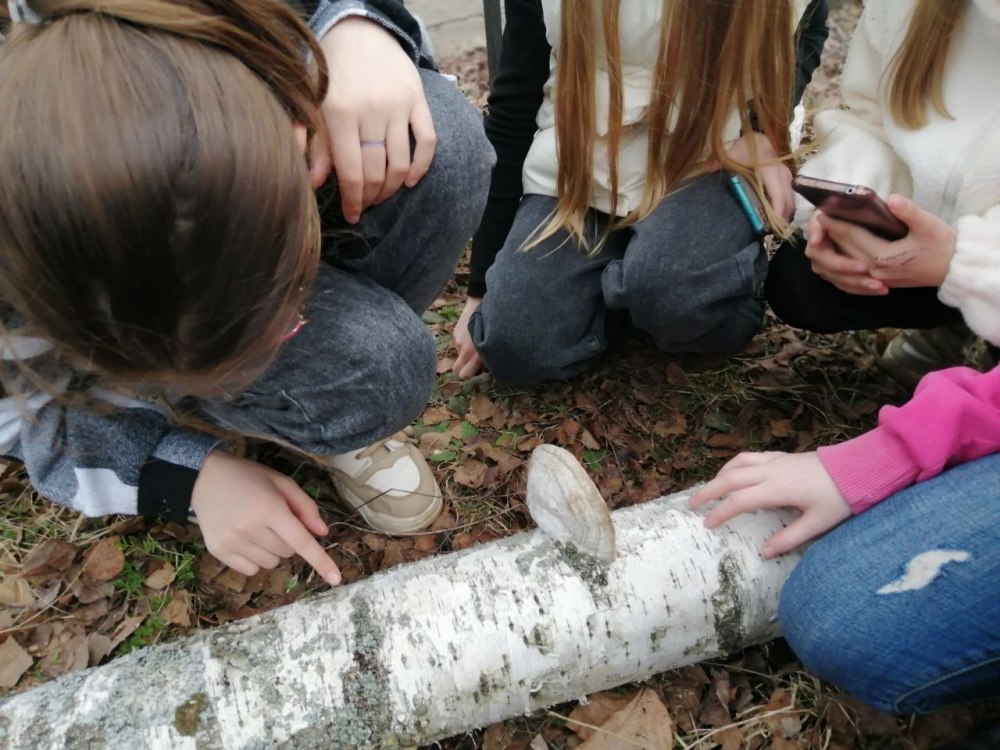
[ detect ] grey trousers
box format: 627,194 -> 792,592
201,69 -> 494,454
471,172 -> 767,385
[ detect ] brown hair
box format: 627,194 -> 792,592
538,0 -> 795,251
0,0 -> 326,395
887,0 -> 967,129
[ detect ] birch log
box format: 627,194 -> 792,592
0,491 -> 800,749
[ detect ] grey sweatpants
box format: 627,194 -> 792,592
470,172 -> 767,385
201,69 -> 494,455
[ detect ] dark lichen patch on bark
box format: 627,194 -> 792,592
555,541 -> 610,593
318,595 -> 394,749
174,692 -> 208,736
649,625 -> 669,653
711,552 -> 745,656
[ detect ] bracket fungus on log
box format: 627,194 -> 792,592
526,444 -> 616,561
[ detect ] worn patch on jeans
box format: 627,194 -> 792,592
877,550 -> 971,595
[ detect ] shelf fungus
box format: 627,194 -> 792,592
526,444 -> 616,561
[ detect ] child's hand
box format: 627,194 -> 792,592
804,212 -> 888,295
310,17 -> 436,223
191,452 -> 342,586
452,296 -> 485,378
814,197 -> 956,290
853,196 -> 955,288
725,133 -> 795,220
689,451 -> 852,558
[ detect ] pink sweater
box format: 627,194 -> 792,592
817,365 -> 1000,514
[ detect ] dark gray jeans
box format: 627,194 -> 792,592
471,172 -> 767,385
201,69 -> 494,454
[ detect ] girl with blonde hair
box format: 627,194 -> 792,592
695,0 -> 1000,715
0,0 -> 493,582
767,0 -> 1000,386
451,0 -> 829,383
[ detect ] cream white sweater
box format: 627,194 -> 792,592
522,0 -> 809,217
796,0 -> 1000,344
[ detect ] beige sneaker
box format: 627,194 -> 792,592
319,432 -> 443,534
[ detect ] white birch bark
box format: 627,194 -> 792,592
0,491 -> 800,749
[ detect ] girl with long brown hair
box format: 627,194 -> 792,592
692,0 -> 1000,718
450,0 -> 830,383
766,0 -> 1000,387
0,0 -> 493,583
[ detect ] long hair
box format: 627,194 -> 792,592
887,0 -> 967,129
0,0 -> 326,396
540,0 -> 796,251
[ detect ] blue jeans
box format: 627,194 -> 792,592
779,453 -> 1000,714
470,172 -> 767,385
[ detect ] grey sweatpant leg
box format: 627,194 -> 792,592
471,172 -> 766,385
201,70 -> 494,454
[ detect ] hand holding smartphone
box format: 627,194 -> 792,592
792,175 -> 909,241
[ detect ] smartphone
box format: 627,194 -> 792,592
792,175 -> 908,240
727,174 -> 768,239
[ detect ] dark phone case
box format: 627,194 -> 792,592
793,176 -> 909,240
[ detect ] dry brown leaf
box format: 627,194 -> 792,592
665,363 -> 688,384
554,419 -> 581,446
497,455 -> 524,477
380,541 -> 406,571
453,459 -> 488,489
482,723 -> 519,750
0,609 -> 15,629
706,432 -> 741,449
436,356 -> 455,374
19,539 -> 78,580
263,569 -> 292,597
567,692 -> 635,740
580,428 -> 600,450
69,578 -> 114,605
769,418 -> 796,438
144,561 -> 176,590
161,591 -> 193,627
83,537 -> 125,582
196,553 -> 226,583
213,569 -> 248,592
0,636 -> 33,688
652,413 -> 687,437
87,633 -> 113,666
714,726 -> 746,750
419,431 -> 452,456
69,599 -> 111,625
40,628 -> 89,678
412,534 -> 439,553
770,737 -> 805,750
0,577 -> 34,607
108,615 -> 146,651
421,405 -> 454,426
467,393 -> 498,424
577,689 -> 673,750
529,735 -> 549,750
451,533 -> 475,551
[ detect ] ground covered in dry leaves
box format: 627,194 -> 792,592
1,3 -> 998,748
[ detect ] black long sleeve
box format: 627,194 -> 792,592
794,0 -> 830,106
467,0 -> 550,299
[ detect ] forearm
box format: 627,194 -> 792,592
300,0 -> 424,65
817,365 -> 1000,513
10,392 -> 218,521
469,0 -> 550,297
